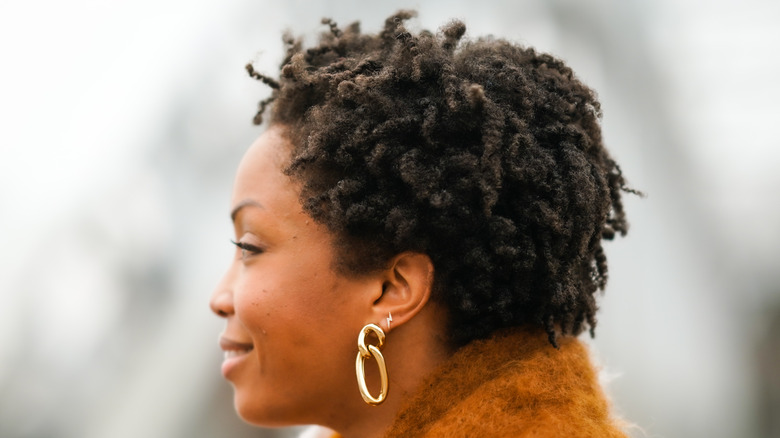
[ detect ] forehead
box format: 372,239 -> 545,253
231,126 -> 295,207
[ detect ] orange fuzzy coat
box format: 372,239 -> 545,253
386,328 -> 627,437
321,328 -> 627,438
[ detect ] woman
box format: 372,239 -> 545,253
210,10 -> 633,438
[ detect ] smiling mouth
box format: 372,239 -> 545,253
220,337 -> 254,358
219,336 -> 255,377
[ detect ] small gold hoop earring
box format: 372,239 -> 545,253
355,323 -> 388,406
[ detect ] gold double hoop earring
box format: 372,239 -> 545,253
355,323 -> 388,406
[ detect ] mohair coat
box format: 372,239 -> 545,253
305,328 -> 628,438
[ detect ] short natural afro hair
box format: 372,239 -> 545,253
246,11 -> 636,347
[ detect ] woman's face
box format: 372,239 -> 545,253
210,125 -> 380,426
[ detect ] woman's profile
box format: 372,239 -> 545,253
210,10 -> 634,438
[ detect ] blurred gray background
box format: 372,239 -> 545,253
1,0 -> 779,437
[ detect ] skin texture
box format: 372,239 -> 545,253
210,125 -> 452,438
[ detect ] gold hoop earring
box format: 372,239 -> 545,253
355,323 -> 388,406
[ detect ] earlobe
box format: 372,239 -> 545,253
371,252 -> 435,332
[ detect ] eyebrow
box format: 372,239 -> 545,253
230,199 -> 264,222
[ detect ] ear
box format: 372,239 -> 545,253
369,252 -> 435,333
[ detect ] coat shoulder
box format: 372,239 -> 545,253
386,329 -> 628,438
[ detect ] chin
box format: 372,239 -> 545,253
233,391 -> 295,428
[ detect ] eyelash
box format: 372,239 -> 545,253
231,240 -> 263,258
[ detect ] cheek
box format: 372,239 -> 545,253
233,262 -> 335,333
230,267 -> 278,334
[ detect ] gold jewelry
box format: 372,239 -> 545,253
386,312 -> 393,330
355,323 -> 388,405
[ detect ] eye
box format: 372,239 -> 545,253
231,239 -> 264,260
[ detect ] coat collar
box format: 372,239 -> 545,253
384,328 -> 627,437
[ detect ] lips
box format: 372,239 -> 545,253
219,336 -> 254,378
220,336 -> 254,353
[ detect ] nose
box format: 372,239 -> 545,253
210,265 -> 236,317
